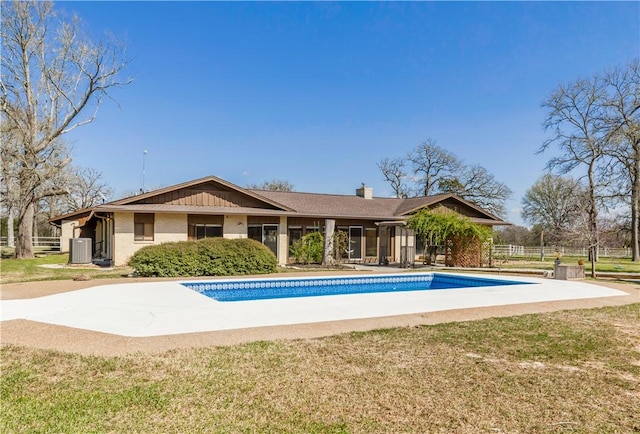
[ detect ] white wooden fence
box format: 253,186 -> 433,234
493,245 -> 632,259
0,237 -> 61,251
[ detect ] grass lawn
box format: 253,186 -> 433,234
2,304 -> 639,433
0,253 -> 132,284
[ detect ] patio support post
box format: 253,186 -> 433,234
278,216 -> 288,265
323,219 -> 335,266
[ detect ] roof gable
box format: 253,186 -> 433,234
392,194 -> 451,215
111,176 -> 293,211
393,193 -> 504,223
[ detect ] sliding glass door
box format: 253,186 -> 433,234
348,226 -> 362,260
263,224 -> 278,257
248,224 -> 278,257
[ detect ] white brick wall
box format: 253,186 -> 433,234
113,212 -> 134,266
59,220 -> 77,253
155,213 -> 188,244
113,212 -> 187,266
222,215 -> 247,239
110,212 -> 290,266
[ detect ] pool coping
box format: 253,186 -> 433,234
1,272 -> 638,356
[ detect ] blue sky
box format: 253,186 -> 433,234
59,1 -> 639,226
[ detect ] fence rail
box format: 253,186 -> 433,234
0,237 -> 61,251
493,245 -> 632,259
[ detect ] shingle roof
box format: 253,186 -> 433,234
49,176 -> 508,225
249,190 -> 406,219
392,194 -> 452,215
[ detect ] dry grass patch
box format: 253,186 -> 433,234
2,304 -> 639,433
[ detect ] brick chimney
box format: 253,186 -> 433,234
356,183 -> 373,199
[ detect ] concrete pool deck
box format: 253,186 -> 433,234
1,271 -> 638,356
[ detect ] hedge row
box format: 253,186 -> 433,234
128,238 -> 277,277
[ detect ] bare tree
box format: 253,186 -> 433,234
599,214 -> 632,249
493,225 -> 537,246
539,73 -> 611,275
0,124 -> 21,247
247,179 -> 294,192
438,165 -> 512,217
63,166 -> 113,212
37,165 -> 113,228
609,212 -> 635,250
521,174 -> 584,247
1,1 -> 130,258
407,140 -> 462,196
379,140 -> 511,216
602,59 -> 640,261
377,157 -> 410,198
1,114 -> 71,248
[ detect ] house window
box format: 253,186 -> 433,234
188,214 -> 224,240
134,213 -> 154,241
288,227 -> 302,246
195,224 -> 222,239
337,226 -> 363,260
248,225 -> 262,243
349,226 -> 363,260
305,226 -> 320,234
365,228 -> 377,257
248,224 -> 278,256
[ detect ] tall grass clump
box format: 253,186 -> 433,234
128,238 -> 277,277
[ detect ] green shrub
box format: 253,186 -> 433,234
128,238 -> 277,277
332,229 -> 349,264
289,231 -> 324,264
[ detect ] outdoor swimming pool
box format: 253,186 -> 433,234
183,273 -> 533,302
2,274 -> 626,337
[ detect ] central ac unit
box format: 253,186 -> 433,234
69,238 -> 92,264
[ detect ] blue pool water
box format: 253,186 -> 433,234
183,273 -> 531,302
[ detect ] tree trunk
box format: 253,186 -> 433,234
15,202 -> 35,259
322,219 -> 335,267
631,153 -> 640,261
33,207 -> 39,240
632,192 -> 639,262
587,163 -> 599,264
7,209 -> 15,248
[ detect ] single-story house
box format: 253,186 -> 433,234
49,175 -> 508,267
